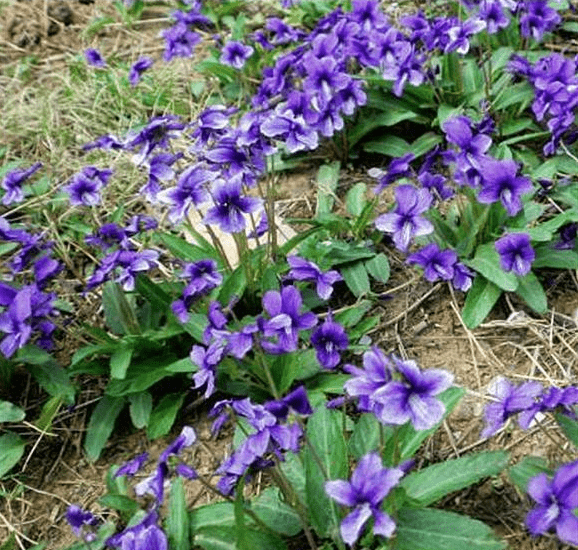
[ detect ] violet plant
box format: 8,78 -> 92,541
3,0 -> 578,549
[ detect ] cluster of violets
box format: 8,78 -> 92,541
481,376 -> 578,545
67,425 -> 198,548
0,162 -> 62,356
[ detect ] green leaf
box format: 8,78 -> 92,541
493,82 -> 534,111
0,432 -> 25,478
461,276 -> 502,329
340,262 -> 370,297
395,508 -> 506,550
147,393 -> 185,440
98,494 -> 139,514
555,410 -> 578,448
85,395 -> 126,461
251,488 -> 302,536
0,533 -> 16,550
532,247 -> 578,269
196,60 -> 238,83
401,451 -> 509,507
348,110 -> 422,147
515,272 -> 548,314
316,161 -> 340,217
102,282 -> 141,335
363,135 -> 410,157
345,182 -> 367,217
190,503 -> 236,530
508,456 -> 551,494
134,274 -> 172,310
34,395 -> 61,432
128,392 -> 152,429
348,413 -> 381,459
334,300 -> 372,327
410,132 -> 443,158
467,244 -> 518,292
0,401 -> 25,423
193,526 -> 286,550
278,451 -> 306,504
305,407 -> 348,539
110,345 -> 133,380
364,253 -> 390,283
27,361 -> 75,405
218,265 -> 247,305
158,232 -> 220,263
167,477 -> 190,550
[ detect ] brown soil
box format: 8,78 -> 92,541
1,2 -> 578,550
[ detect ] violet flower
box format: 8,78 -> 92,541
519,0 -> 561,42
525,460 -> 578,546
1,162 -> 42,206
162,22 -> 201,61
495,233 -> 535,276
368,153 -> 414,194
129,56 -> 154,87
374,184 -> 433,252
311,313 -> 348,369
64,166 -> 113,207
481,376 -> 543,437
66,505 -> 99,542
204,179 -> 263,233
477,158 -> 533,215
372,357 -> 454,430
325,452 -> 404,546
220,41 -> 254,69
344,347 -> 393,413
114,452 -> 149,478
190,342 -> 225,399
285,255 -> 342,300
259,285 -> 317,354
407,243 -> 457,282
84,48 -> 106,67
478,0 -> 510,34
107,511 -> 167,550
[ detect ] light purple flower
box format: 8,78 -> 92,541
368,153 -> 414,194
407,243 -> 457,282
220,41 -> 254,69
285,256 -> 342,300
325,452 -> 404,545
495,233 -> 535,276
107,512 -> 167,550
481,376 -> 543,438
1,162 -> 42,205
372,357 -> 454,430
477,159 -> 533,215
162,22 -> 201,61
525,460 -> 578,546
374,185 -> 433,252
259,285 -> 317,354
114,452 -> 149,478
190,342 -> 225,399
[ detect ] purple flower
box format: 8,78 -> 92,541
129,56 -> 154,86
452,262 -> 475,292
190,342 -> 225,399
285,256 -> 342,300
344,347 -> 393,413
204,179 -> 263,233
478,0 -> 510,34
374,185 -> 433,252
477,159 -> 533,215
160,425 -> 197,463
519,0 -> 561,42
107,512 -> 167,550
495,233 -> 535,276
220,41 -> 254,69
372,357 -> 454,430
162,22 -> 201,61
325,452 -> 404,545
260,109 -> 319,153
368,153 -> 414,194
64,166 -> 113,207
126,115 -> 185,163
407,243 -> 457,282
481,376 -> 543,437
1,162 -> 42,205
66,505 -> 99,541
525,460 -> 578,546
442,115 -> 492,173
114,452 -> 149,478
311,313 -> 348,369
84,48 -> 106,67
259,285 -> 317,354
